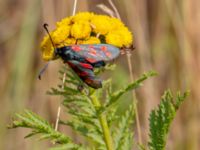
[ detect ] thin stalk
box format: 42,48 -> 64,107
55,72 -> 66,131
108,0 -> 121,19
54,106 -> 61,131
72,0 -> 78,16
54,0 -> 78,131
107,0 -> 142,144
91,96 -> 114,150
126,52 -> 142,144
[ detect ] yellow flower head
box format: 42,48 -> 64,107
91,15 -> 113,35
56,17 -> 72,27
62,38 -> 76,46
106,26 -> 133,47
42,45 -> 54,61
40,12 -> 133,61
40,36 -> 55,61
71,21 -> 91,39
109,17 -> 125,30
52,25 -> 71,44
120,27 -> 133,46
78,36 -> 101,44
71,12 -> 94,22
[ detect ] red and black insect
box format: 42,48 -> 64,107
39,24 -> 120,89
55,44 -> 120,88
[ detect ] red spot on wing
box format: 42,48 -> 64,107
89,49 -> 97,55
67,61 -> 74,67
89,45 -> 94,49
105,51 -> 112,57
72,45 -> 82,52
101,46 -> 108,52
77,71 -> 88,76
80,63 -> 93,69
86,58 -> 97,63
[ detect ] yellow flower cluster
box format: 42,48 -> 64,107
41,12 -> 133,61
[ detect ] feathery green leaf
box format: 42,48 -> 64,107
148,90 -> 189,150
106,71 -> 157,109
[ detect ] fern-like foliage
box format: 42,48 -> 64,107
9,65 -> 156,150
105,71 -> 157,109
8,110 -> 78,146
148,90 -> 189,150
112,105 -> 135,150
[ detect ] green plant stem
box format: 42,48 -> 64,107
91,96 -> 114,150
107,0 -> 142,144
126,52 -> 142,144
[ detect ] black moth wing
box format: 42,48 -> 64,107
70,44 -> 120,63
67,60 -> 102,89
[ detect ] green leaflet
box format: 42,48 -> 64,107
9,65 -> 188,150
50,143 -> 87,150
112,105 -> 135,150
105,71 -> 157,109
8,110 -> 71,144
148,90 -> 189,150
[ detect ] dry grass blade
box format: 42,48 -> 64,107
54,0 -> 78,132
96,4 -> 115,17
103,0 -> 142,144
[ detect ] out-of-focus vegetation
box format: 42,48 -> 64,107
9,68 -> 157,150
0,0 -> 199,150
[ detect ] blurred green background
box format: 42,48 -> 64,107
0,0 -> 199,149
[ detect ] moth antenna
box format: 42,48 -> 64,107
38,23 -> 55,80
38,62 -> 50,80
43,23 -> 56,50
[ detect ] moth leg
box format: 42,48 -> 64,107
77,84 -> 84,91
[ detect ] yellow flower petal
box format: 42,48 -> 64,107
52,26 -> 71,44
40,35 -> 49,48
78,37 -> 101,44
106,32 -> 123,47
62,38 -> 77,46
106,26 -> 133,47
71,21 -> 91,39
121,27 -> 133,46
109,17 -> 125,30
40,38 -> 55,61
72,12 -> 94,22
91,15 -> 113,35
42,46 -> 54,61
56,17 -> 72,27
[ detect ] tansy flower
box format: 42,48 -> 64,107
40,37 -> 55,61
106,32 -> 123,47
42,45 -> 54,61
40,12 -> 133,61
56,17 -> 72,27
40,35 -> 50,49
106,26 -> 133,47
52,25 -> 71,44
78,36 -> 101,44
90,15 -> 113,35
71,21 -> 91,39
120,27 -> 133,47
109,17 -> 125,30
62,38 -> 77,46
71,12 -> 94,22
